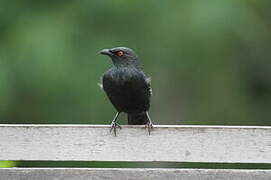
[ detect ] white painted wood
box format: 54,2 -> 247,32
1,168 -> 271,180
0,125 -> 270,163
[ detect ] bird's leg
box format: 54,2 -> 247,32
145,111 -> 153,135
110,112 -> 121,136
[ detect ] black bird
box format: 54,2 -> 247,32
99,47 -> 153,135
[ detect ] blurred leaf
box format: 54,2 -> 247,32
0,161 -> 16,168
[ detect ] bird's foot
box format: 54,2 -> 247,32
145,121 -> 153,135
110,122 -> 122,136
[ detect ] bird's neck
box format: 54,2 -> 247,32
113,60 -> 142,70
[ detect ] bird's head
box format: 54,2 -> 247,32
99,47 -> 139,67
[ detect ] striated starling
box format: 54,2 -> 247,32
99,47 -> 153,135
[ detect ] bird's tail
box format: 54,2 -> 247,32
128,112 -> 148,125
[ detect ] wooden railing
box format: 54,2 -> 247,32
0,124 -> 271,179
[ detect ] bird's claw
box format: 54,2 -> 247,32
110,122 -> 122,136
145,122 -> 153,135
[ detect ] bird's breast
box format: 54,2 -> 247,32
102,67 -> 150,113
109,67 -> 141,84
103,67 -> 148,94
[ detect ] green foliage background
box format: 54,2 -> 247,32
0,0 -> 270,168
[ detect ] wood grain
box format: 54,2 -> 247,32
0,125 -> 270,163
1,168 -> 271,180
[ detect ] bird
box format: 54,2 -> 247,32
99,47 -> 153,136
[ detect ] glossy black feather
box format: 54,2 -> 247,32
102,66 -> 151,114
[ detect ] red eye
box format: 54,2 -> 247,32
117,51 -> 124,56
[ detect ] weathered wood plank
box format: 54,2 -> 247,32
0,125 -> 270,163
1,168 -> 271,180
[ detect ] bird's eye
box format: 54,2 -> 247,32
117,51 -> 124,57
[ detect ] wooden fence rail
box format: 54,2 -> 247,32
0,125 -> 270,163
0,124 -> 271,180
1,168 -> 271,180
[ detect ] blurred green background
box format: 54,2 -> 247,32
1,0 -> 270,168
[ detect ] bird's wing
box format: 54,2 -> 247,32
146,77 -> 152,95
146,77 -> 151,84
97,77 -> 103,89
97,82 -> 103,89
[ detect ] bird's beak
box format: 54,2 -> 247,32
99,49 -> 113,56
